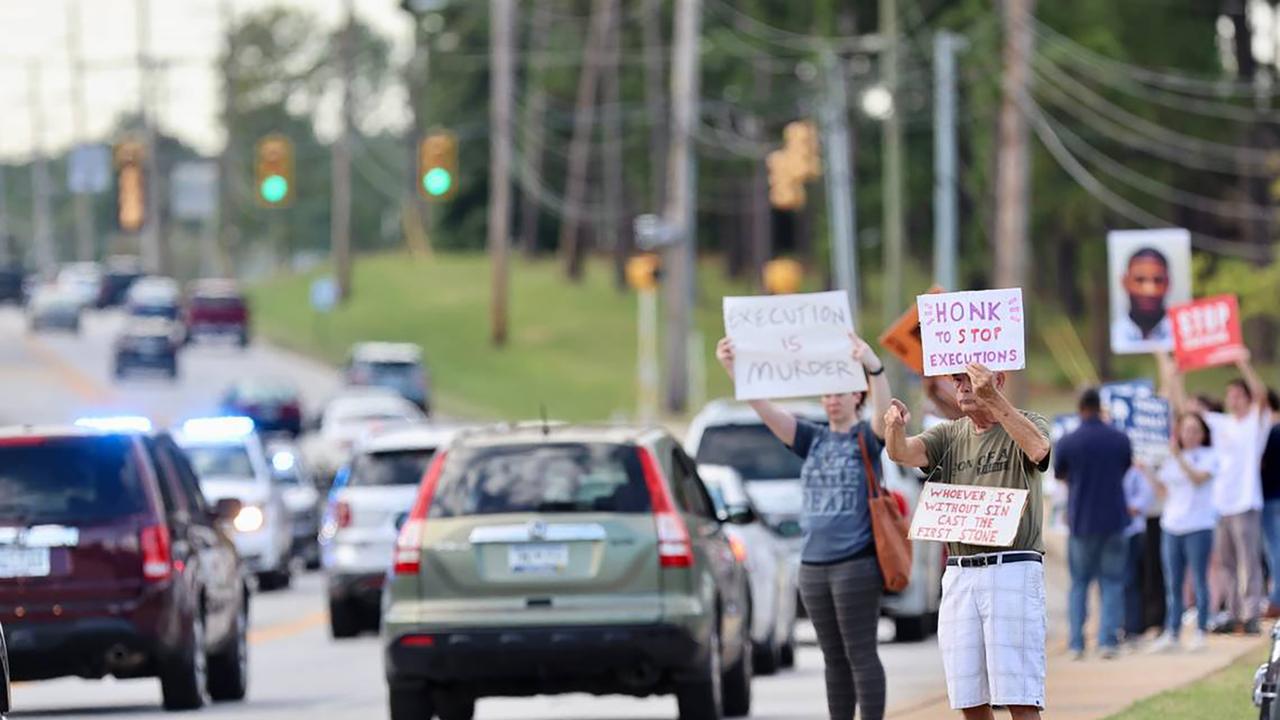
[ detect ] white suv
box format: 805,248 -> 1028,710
175,416 -> 294,591
320,423 -> 458,638
686,399 -> 944,641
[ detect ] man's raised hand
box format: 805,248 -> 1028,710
715,337 -> 735,377
885,398 -> 911,431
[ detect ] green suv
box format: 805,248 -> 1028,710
382,424 -> 754,720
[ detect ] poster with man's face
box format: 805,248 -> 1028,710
1107,228 -> 1192,355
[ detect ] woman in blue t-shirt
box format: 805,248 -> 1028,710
715,333 -> 893,720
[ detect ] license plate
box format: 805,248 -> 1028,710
0,547 -> 51,578
507,543 -> 569,574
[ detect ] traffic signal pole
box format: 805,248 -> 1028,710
331,0 -> 355,301
66,0 -> 96,263
28,63 -> 56,275
819,50 -> 859,322
488,0 -> 515,346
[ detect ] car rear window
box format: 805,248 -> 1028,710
184,444 -> 255,479
349,449 -> 434,487
192,296 -> 244,311
0,436 -> 148,522
695,424 -> 804,481
431,443 -> 650,517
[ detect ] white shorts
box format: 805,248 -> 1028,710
938,554 -> 1047,710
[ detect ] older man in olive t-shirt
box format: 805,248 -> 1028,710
885,364 -> 1051,720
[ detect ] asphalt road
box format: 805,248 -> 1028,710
1,307 -> 950,719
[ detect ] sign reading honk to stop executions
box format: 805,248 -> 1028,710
917,288 -> 1026,377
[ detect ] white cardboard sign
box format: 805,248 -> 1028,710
723,291 -> 866,401
917,288 -> 1026,377
908,482 -> 1029,547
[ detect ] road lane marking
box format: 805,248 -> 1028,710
21,336 -> 114,403
248,610 -> 328,645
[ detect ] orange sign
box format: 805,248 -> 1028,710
878,285 -> 944,375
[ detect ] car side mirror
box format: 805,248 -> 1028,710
214,498 -> 243,522
724,505 -> 756,526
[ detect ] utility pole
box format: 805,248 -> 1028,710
933,30 -> 964,291
488,0 -> 515,346
558,0 -> 614,281
820,50 -> 859,321
881,0 -> 904,329
217,0 -> 236,277
0,164 -> 9,265
331,0 -> 354,301
602,0 -> 627,289
136,0 -> 164,274
662,0 -> 701,415
29,63 -> 56,275
994,0 -> 1034,402
67,0 -> 95,262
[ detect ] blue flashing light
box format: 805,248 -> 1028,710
181,416 -> 255,441
75,416 -> 153,433
271,451 -> 296,473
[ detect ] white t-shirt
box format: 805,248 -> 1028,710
1158,447 -> 1221,535
1206,408 -> 1271,516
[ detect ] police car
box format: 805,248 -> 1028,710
174,417 -> 294,591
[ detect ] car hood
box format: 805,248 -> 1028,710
742,479 -> 802,518
200,477 -> 270,506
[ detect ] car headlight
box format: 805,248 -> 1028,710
233,505 -> 265,533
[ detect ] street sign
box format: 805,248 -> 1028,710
310,277 -> 338,313
633,214 -> 679,251
170,161 -> 219,221
67,144 -> 110,194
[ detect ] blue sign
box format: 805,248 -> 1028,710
310,277 -> 338,313
1051,413 -> 1081,445
1109,393 -> 1171,464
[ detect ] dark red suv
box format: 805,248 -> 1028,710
0,419 -> 249,711
184,280 -> 250,347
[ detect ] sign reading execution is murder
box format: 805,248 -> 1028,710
723,291 -> 866,401
909,483 -> 1029,547
918,288 -> 1026,377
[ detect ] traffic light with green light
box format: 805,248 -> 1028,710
418,131 -> 457,202
254,134 -> 294,208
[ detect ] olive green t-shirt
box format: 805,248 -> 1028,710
918,412 -> 1051,557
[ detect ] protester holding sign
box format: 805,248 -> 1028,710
1164,352 -> 1271,635
885,364 -> 1051,719
714,332 -> 892,720
1136,413 -> 1220,653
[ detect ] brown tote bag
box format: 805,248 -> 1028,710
857,428 -> 913,592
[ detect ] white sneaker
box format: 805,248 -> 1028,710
1147,633 -> 1180,654
1187,629 -> 1207,652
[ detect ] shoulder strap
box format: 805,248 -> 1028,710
857,425 -> 883,501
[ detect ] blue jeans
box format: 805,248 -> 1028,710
1069,532 -> 1127,652
1161,528 -> 1213,637
1262,500 -> 1280,608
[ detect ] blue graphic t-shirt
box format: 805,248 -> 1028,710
789,419 -> 881,564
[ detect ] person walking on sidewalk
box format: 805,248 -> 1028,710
1139,413 -> 1220,652
1121,462 -> 1157,647
1054,388 -> 1133,660
885,364 -> 1051,720
1166,354 -> 1271,635
715,333 -> 892,720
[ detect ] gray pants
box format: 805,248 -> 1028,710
798,554 -> 885,720
1217,509 -> 1265,623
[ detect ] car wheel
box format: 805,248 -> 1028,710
388,682 -> 435,720
207,596 -> 249,701
257,567 -> 291,592
753,629 -> 781,676
329,598 -> 360,639
160,612 -> 211,711
722,623 -> 752,718
237,330 -> 249,348
676,622 -> 723,720
894,615 -> 928,643
432,689 -> 475,720
779,638 -> 795,669
304,544 -> 322,571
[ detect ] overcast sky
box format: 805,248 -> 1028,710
0,0 -> 415,162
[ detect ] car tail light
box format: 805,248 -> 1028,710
140,524 -> 172,582
637,447 -> 694,569
393,451 -> 448,576
335,501 -> 353,529
728,535 -> 748,564
398,634 -> 435,647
